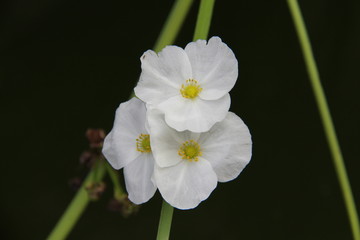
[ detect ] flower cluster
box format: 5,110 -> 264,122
102,37 -> 252,210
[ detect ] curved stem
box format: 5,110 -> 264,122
47,159 -> 107,240
287,1 -> 360,239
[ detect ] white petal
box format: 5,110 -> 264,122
135,46 -> 192,105
124,153 -> 157,204
147,109 -> 201,168
185,37 -> 238,100
198,112 -> 252,182
157,94 -> 230,132
154,159 -> 217,210
102,98 -> 147,169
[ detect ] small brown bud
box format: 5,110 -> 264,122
68,177 -> 82,191
86,129 -> 106,148
79,150 -> 95,167
86,182 -> 106,201
107,196 -> 140,217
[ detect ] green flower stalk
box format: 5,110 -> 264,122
154,0 -> 194,53
193,0 -> 215,41
130,0 -> 194,98
156,201 -> 174,240
287,1 -> 360,239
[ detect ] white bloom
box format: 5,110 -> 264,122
134,36 -> 238,133
102,98 -> 156,205
147,109 -> 252,210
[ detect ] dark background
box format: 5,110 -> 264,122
1,0 -> 359,239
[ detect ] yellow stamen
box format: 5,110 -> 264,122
180,79 -> 202,99
136,134 -> 151,153
178,140 -> 202,162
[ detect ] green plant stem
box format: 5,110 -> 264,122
193,0 -> 215,41
287,1 -> 360,239
156,201 -> 174,240
156,1 -> 216,239
92,158 -> 107,182
130,0 -> 194,98
105,161 -> 125,200
154,0 -> 194,53
47,159 -> 107,240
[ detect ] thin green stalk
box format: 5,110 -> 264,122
130,0 -> 194,98
154,0 -> 194,53
156,1 -> 216,239
105,161 -> 125,200
287,1 -> 360,239
92,158 -> 107,182
156,201 -> 174,240
193,0 -> 215,41
93,159 -> 107,182
47,159 -> 107,240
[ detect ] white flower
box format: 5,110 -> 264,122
134,36 -> 238,133
147,109 -> 252,210
102,98 -> 156,205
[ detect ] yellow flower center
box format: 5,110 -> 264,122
180,79 -> 202,99
136,134 -> 151,153
178,140 -> 202,161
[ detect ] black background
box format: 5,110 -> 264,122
1,0 -> 360,239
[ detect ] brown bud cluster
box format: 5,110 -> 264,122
86,129 -> 106,149
108,196 -> 140,218
85,182 -> 106,201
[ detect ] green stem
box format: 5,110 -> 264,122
156,201 -> 174,240
130,0 -> 194,98
93,159 -> 107,182
154,0 -> 194,53
47,159 -> 107,240
193,0 -> 216,41
105,161 -> 125,200
156,1 -> 216,239
287,1 -> 360,239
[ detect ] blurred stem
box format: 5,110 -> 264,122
287,1 -> 360,239
130,0 -> 194,98
156,201 -> 174,240
105,161 -> 125,200
193,0 -> 215,41
154,0 -> 194,53
92,157 -> 107,182
156,1 -> 215,239
47,159 -> 106,240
